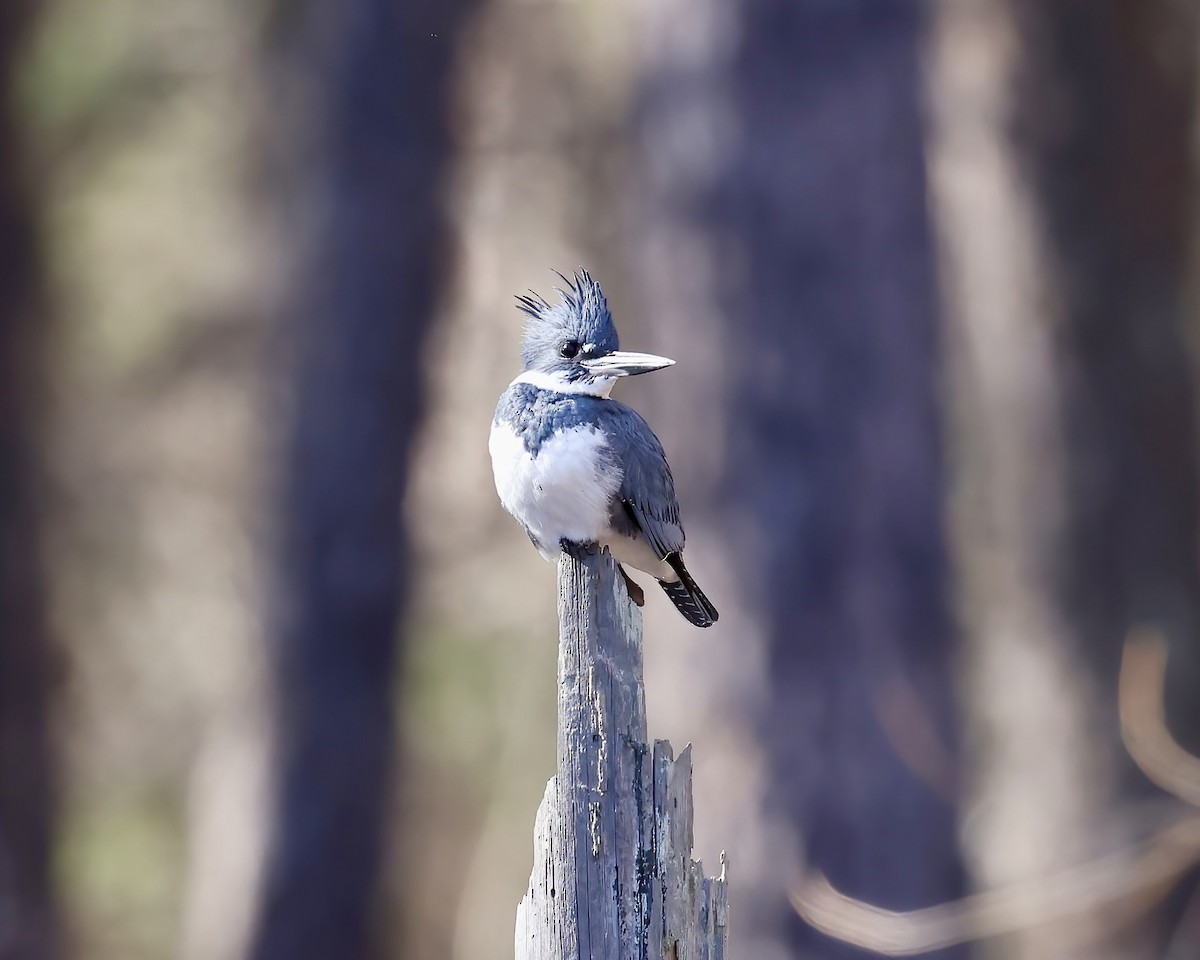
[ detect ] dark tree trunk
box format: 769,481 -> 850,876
248,2 -> 473,958
725,6 -> 964,954
1012,1 -> 1200,762
633,3 -> 965,958
0,2 -> 58,959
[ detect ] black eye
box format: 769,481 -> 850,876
559,340 -> 580,359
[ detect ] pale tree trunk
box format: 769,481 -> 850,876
0,1 -> 58,957
927,4 -> 1111,957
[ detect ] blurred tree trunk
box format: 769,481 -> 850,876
930,1 -> 1199,957
0,2 -> 58,959
928,4 -> 1120,958
1021,2 -> 1200,951
631,3 -> 965,958
1013,0 -> 1200,754
248,2 -> 472,959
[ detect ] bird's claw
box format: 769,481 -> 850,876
559,538 -> 596,562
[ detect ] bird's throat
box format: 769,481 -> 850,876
511,369 -> 617,398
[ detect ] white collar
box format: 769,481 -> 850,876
511,369 -> 616,398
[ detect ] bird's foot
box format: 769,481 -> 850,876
559,538 -> 597,562
618,565 -> 645,607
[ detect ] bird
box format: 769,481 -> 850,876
489,269 -> 719,628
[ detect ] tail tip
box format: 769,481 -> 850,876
660,577 -> 719,628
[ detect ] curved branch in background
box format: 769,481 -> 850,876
792,817 -> 1200,956
792,631 -> 1200,955
1119,629 -> 1200,808
873,674 -> 959,804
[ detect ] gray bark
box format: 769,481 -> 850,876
516,551 -> 728,960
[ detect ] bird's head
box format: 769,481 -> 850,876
515,269 -> 674,397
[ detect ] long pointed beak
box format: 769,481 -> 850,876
580,351 -> 676,378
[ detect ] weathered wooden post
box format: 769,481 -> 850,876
515,549 -> 729,959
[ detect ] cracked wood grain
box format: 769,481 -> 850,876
515,549 -> 729,960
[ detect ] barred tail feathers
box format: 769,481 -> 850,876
660,553 -> 718,628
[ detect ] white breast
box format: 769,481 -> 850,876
489,421 -> 622,561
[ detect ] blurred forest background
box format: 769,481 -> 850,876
4,0 -> 1200,959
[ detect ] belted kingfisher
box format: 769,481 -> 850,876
489,269 -> 718,628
